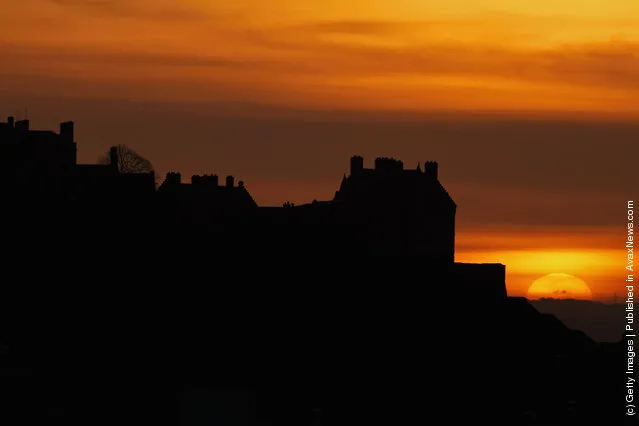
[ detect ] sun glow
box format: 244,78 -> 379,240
527,273 -> 593,300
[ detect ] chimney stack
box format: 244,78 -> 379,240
226,175 -> 235,188
15,119 -> 29,133
350,155 -> 364,175
166,172 -> 182,185
60,121 -> 74,144
423,161 -> 438,179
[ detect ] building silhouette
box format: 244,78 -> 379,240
158,172 -> 257,225
0,117 -> 155,203
156,155 -> 506,303
0,117 -> 627,426
333,156 -> 455,259
0,118 -> 77,177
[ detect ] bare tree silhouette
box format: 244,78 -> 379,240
98,145 -> 153,173
98,144 -> 161,187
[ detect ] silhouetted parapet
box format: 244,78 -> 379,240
453,262 -> 507,303
190,174 -> 220,187
0,118 -> 80,179
374,156 -> 403,172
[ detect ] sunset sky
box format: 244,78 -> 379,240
1,0 -> 637,299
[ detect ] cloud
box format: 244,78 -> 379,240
1,13 -> 638,116
0,44 -> 258,68
242,23 -> 639,93
282,15 -> 639,40
46,0 -> 207,21
5,7 -> 639,95
286,20 -> 412,36
0,44 -> 323,83
4,34 -> 639,95
50,0 -> 113,5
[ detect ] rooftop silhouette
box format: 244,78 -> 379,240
0,117 -> 629,426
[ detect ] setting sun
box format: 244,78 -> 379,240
527,273 -> 593,300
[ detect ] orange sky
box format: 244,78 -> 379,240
1,0 -> 638,116
0,0 -> 637,299
454,224 -> 624,300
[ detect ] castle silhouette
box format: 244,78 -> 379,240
0,118 -> 629,426
0,118 -> 155,199
0,117 -> 503,291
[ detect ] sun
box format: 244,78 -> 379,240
527,273 -> 593,300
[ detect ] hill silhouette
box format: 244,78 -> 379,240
531,298 -> 626,343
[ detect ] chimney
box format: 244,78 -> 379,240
15,119 -> 29,133
60,121 -> 74,144
350,155 -> 364,175
166,172 -> 182,185
7,116 -> 14,129
423,161 -> 438,179
225,175 -> 235,188
109,146 -> 119,172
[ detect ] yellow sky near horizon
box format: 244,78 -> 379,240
1,0 -> 638,116
455,225 -> 627,299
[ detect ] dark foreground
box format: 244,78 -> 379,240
1,279 -> 628,425
0,209 -> 630,426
